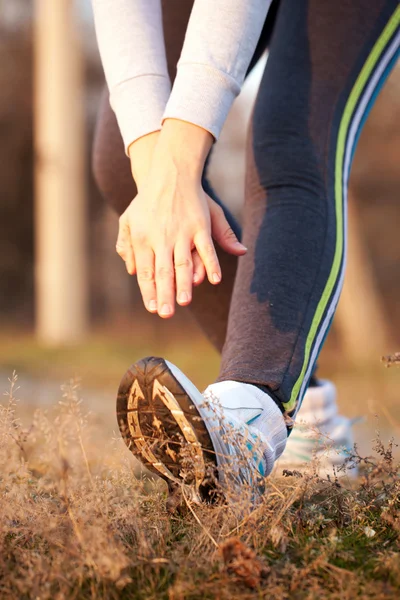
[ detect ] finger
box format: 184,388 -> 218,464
135,245 -> 157,313
194,231 -> 221,285
155,245 -> 175,318
174,240 -> 193,306
124,245 -> 136,275
209,201 -> 247,256
192,249 -> 205,286
126,250 -> 136,276
116,218 -> 136,275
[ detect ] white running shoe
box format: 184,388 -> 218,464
116,357 -> 287,504
274,380 -> 359,478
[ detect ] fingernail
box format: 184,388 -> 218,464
179,291 -> 189,304
160,303 -> 172,316
193,273 -> 200,284
148,299 -> 157,312
236,242 -> 248,250
212,273 -> 221,283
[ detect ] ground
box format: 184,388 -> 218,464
0,329 -> 399,599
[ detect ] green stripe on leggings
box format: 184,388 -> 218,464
285,7 -> 400,413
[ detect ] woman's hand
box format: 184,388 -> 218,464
117,119 -> 247,318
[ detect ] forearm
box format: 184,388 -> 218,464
92,0 -> 171,151
163,0 -> 273,139
93,0 -> 273,177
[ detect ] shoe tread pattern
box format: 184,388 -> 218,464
116,356 -> 216,483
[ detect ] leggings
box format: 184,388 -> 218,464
92,0 -> 400,422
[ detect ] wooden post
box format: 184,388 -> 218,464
33,0 -> 88,345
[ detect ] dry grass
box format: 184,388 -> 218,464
1,373 -> 400,600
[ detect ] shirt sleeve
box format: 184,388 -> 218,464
163,0 -> 273,140
92,0 -> 171,152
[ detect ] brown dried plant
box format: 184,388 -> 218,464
0,373 -> 400,599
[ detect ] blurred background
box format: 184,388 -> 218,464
0,0 -> 399,455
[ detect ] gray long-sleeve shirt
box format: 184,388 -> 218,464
92,0 -> 272,152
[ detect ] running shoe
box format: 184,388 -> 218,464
274,380 -> 359,477
116,356 -> 287,504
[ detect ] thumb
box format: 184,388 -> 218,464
209,200 -> 247,256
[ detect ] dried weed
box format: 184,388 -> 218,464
0,373 -> 399,599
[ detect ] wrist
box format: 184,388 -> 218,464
128,131 -> 160,190
160,118 -> 214,176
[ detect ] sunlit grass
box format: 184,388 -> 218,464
1,374 -> 400,599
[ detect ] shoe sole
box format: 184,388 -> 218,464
116,356 -> 218,494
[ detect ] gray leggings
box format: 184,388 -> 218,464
92,0 -> 400,420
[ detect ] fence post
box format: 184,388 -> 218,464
33,0 -> 88,345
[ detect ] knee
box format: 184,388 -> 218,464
252,128 -> 324,196
92,97 -> 136,216
250,101 -> 325,197
92,126 -> 109,199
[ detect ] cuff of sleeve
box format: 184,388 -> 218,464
109,75 -> 171,154
162,63 -> 241,140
